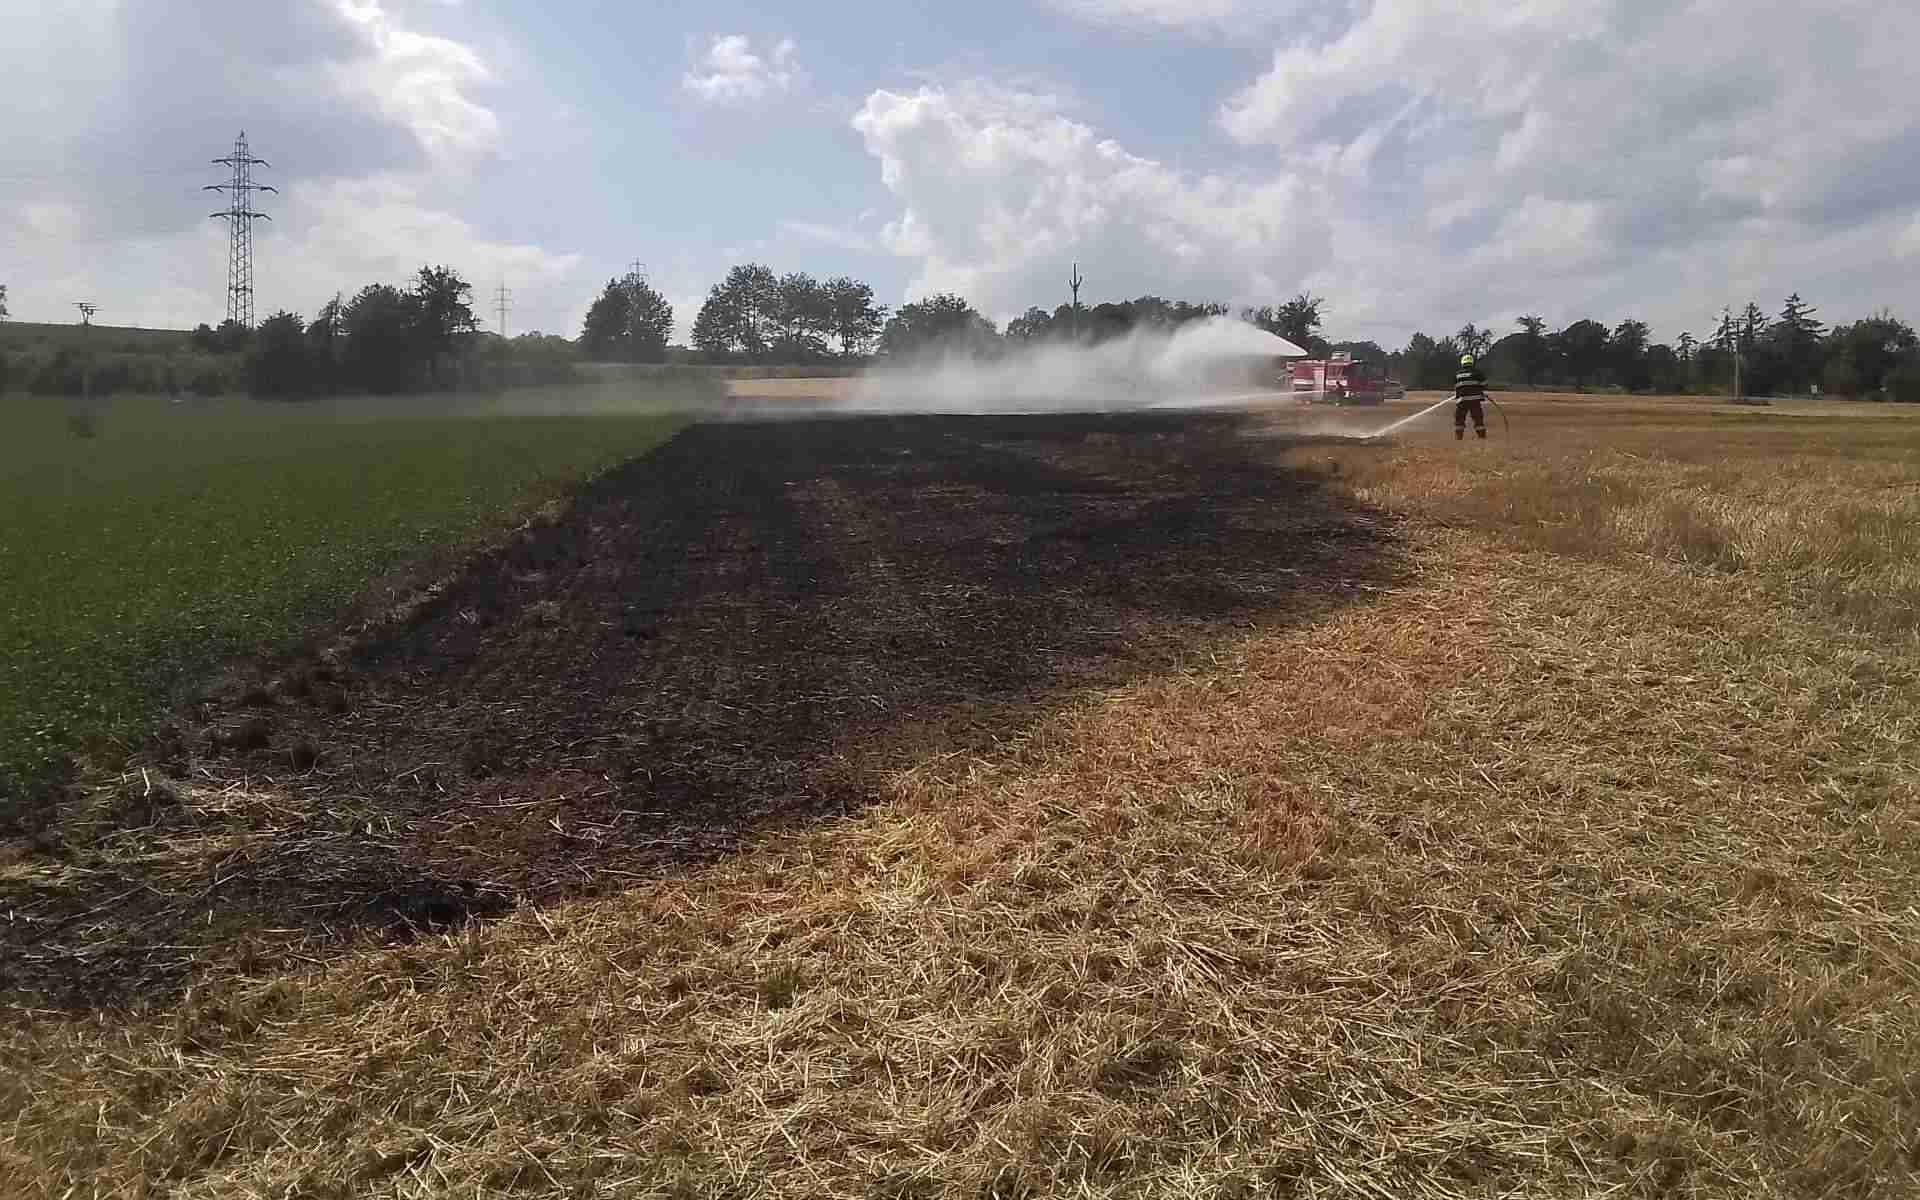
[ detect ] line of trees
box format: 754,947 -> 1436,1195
1388,295 -> 1920,400
656,264 -> 1920,402
203,265 -> 581,397
659,262 -> 1340,366
686,265 -> 887,363
241,265 -> 481,396
9,264 -> 1917,403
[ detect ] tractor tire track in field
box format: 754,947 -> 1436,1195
3,412 -> 1404,1011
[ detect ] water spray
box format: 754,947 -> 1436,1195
1363,395 -> 1457,439
1359,394 -> 1512,441
845,317 -> 1309,415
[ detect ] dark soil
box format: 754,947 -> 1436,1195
0,412 -> 1402,1011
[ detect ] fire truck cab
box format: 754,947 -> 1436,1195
1287,352 -> 1397,406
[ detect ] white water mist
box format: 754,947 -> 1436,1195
846,316 -> 1308,414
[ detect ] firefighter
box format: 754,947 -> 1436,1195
1453,354 -> 1488,440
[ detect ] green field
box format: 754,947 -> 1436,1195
0,389 -> 688,809
0,320 -> 191,357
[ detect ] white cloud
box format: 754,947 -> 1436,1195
682,34 -> 798,105
276,176 -> 578,299
849,0 -> 1918,343
1898,215 -> 1920,262
778,220 -> 879,254
851,84 -> 1332,322
0,0 -> 578,329
0,177 -> 581,330
1047,0 -> 1258,32
327,0 -> 501,163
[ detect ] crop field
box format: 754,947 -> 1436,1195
4,394 -> 1919,1197
0,390 -> 685,807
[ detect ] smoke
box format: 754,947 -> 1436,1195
843,316 -> 1308,414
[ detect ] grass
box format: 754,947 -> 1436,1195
5,394 -> 1920,1197
1291,394 -> 1920,639
0,320 -> 191,357
0,389 -> 688,810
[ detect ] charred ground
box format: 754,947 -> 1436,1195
4,411 -> 1400,1010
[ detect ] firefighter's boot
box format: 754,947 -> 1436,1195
1475,426 -> 1486,439
1455,427 -> 1465,440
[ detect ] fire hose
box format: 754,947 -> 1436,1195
1485,394 -> 1511,438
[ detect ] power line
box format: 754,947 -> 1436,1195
204,131 -> 275,328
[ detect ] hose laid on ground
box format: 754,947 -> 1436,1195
1485,394 -> 1512,438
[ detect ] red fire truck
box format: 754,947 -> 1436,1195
1287,352 -> 1399,406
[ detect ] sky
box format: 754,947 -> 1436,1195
2,0 -> 1917,348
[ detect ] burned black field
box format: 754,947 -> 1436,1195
5,411 -> 1400,1011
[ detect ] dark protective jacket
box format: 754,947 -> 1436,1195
1453,366 -> 1488,399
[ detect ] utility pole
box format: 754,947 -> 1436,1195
628,260 -> 648,285
1069,262 -> 1084,340
73,303 -> 98,437
494,281 -> 512,339
205,131 -> 275,329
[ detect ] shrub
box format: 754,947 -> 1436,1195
188,362 -> 230,397
1884,356 -> 1920,403
31,350 -> 84,397
1820,354 -> 1862,399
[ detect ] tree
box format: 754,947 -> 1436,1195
1275,293 -> 1326,351
1823,312 -> 1918,398
192,320 -> 251,355
1399,332 -> 1464,389
1772,293 -> 1825,394
305,295 -> 345,391
1886,356 -> 1920,403
691,264 -> 778,361
410,265 -> 478,387
1554,319 -> 1611,389
245,310 -> 311,398
1456,323 -> 1494,358
1710,307 -> 1737,354
1086,302 -> 1137,343
0,283 -> 8,321
1645,343 -> 1684,393
1329,340 -> 1388,362
624,276 -> 673,363
342,283 -> 418,394
1006,306 -> 1055,342
824,276 -> 885,357
580,278 -> 634,359
1247,293 -> 1329,355
1514,315 -> 1552,384
772,272 -> 831,361
880,293 -> 997,358
1611,318 -> 1652,391
691,288 -> 743,361
581,274 -> 673,362
1737,301 -> 1768,353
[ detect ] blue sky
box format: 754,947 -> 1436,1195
3,0 -> 1917,347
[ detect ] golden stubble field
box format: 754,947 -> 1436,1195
6,393 -> 1918,1198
